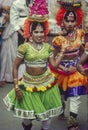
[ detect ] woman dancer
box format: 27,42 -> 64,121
3,1 -> 68,129
49,1 -> 87,130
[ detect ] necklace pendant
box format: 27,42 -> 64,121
37,44 -> 42,50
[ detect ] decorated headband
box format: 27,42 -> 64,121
56,0 -> 83,27
57,0 -> 81,11
24,0 -> 49,39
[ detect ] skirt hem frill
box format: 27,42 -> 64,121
3,69 -> 63,120
3,95 -> 63,121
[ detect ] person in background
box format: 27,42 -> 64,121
77,42 -> 88,94
0,7 -> 4,49
0,3 -> 10,49
0,0 -> 17,87
49,1 -> 88,130
3,1 -> 68,129
10,0 -> 32,45
77,42 -> 88,77
10,0 -> 33,79
0,4 -> 7,75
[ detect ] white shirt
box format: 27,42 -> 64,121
10,0 -> 30,31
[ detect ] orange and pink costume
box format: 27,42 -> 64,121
50,29 -> 87,99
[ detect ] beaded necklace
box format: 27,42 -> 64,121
66,30 -> 77,42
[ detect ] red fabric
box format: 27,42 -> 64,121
56,8 -> 66,26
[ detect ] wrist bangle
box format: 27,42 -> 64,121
64,67 -> 68,72
15,85 -> 20,91
14,78 -> 18,81
15,84 -> 19,89
59,53 -> 63,57
60,50 -> 64,53
15,88 -> 20,92
61,49 -> 65,52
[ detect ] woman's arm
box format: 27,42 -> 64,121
13,57 -> 23,100
49,48 -> 64,68
77,52 -> 88,76
13,57 -> 23,83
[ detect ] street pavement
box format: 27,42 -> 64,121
0,83 -> 88,130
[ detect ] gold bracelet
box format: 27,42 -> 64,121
15,84 -> 19,89
15,85 -> 20,91
60,49 -> 65,52
15,88 -> 20,92
14,78 -> 18,81
64,67 -> 68,72
59,54 -> 63,57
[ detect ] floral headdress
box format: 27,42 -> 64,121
56,0 -> 83,27
24,0 -> 49,39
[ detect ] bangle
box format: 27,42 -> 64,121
64,67 -> 68,72
60,49 -> 65,52
14,78 -> 18,81
15,87 -> 20,92
59,53 -> 63,57
15,84 -> 19,89
60,51 -> 64,53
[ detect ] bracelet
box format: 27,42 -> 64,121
60,49 -> 65,52
15,85 -> 20,90
14,78 -> 18,81
15,88 -> 20,92
59,53 -> 63,57
15,84 -> 19,88
60,50 -> 64,53
64,67 -> 68,72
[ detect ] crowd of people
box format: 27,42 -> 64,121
0,0 -> 88,130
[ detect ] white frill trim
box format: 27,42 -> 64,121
3,95 -> 63,120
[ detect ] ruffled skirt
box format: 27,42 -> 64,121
49,58 -> 87,99
3,69 -> 63,120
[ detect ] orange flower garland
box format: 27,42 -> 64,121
23,18 -> 49,39
56,8 -> 83,27
23,18 -> 31,39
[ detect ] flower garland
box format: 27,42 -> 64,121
23,18 -> 49,39
56,7 -> 83,27
18,79 -> 57,92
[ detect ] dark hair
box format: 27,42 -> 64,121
30,21 -> 45,35
64,11 -> 76,21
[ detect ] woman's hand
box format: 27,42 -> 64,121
18,29 -> 24,37
15,85 -> 23,100
83,68 -> 88,77
61,42 -> 70,52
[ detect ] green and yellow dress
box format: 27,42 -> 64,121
3,42 -> 62,121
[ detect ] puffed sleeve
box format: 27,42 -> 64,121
17,43 -> 28,58
81,29 -> 85,37
78,29 -> 85,46
48,44 -> 54,57
81,29 -> 85,45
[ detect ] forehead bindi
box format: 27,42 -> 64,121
65,16 -> 75,23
